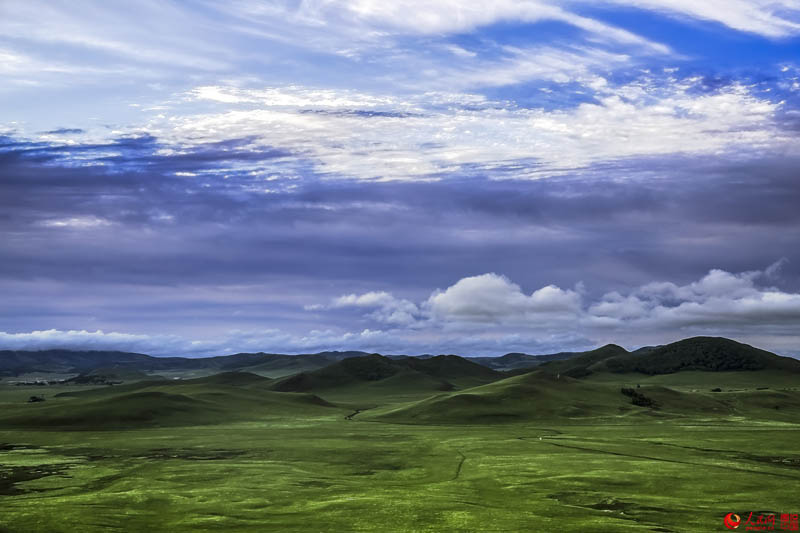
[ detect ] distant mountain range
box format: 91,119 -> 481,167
1,337 -> 797,380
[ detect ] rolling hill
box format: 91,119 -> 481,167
538,337 -> 800,377
467,351 -> 585,371
0,371 -> 335,429
272,354 -> 504,396
372,365 -> 800,425
605,337 -> 800,374
0,349 -> 373,377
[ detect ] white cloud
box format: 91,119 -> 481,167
5,265 -> 800,357
428,46 -> 632,89
304,264 -> 800,354
221,0 -> 670,52
586,0 -> 800,38
427,273 -> 582,322
329,291 -> 421,326
588,265 -> 800,331
153,75 -> 788,181
39,216 -> 112,229
301,0 -> 800,40
0,329 -> 191,355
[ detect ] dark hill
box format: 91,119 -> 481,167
272,354 -> 402,392
0,349 -> 163,375
605,337 -> 800,375
2,372 -> 334,429
468,351 -> 582,371
405,355 -> 501,379
539,344 -> 629,378
184,371 -> 273,388
0,349 -> 371,377
371,371 -> 725,424
372,366 -> 800,425
272,354 -> 502,393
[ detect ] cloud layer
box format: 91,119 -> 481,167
1,3 -> 800,358
4,264 -> 799,357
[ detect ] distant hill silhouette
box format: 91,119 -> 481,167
605,337 -> 800,374
539,344 -> 629,378
0,349 -> 373,377
1,338 -> 796,381
467,351 -> 581,371
272,354 -> 502,393
1,371 -> 333,429
540,337 -> 800,377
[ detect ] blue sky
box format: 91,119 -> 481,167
2,1 -> 800,357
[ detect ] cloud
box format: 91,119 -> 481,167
2,129 -> 800,357
303,265 -> 800,355
0,329 -> 192,356
161,74 -> 790,182
427,273 -> 582,323
327,291 -> 421,326
306,0 -> 670,52
39,216 -> 112,229
5,264 -> 799,357
589,265 -> 800,330
40,128 -> 85,135
589,0 -> 800,38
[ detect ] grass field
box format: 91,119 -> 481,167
2,366 -> 799,533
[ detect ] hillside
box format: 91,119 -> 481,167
0,349 -> 164,375
467,351 -> 581,371
605,337 -> 800,374
0,372 -> 334,429
0,349 -> 373,377
536,337 -> 800,377
537,344 -> 629,378
372,364 -> 800,425
272,354 -> 503,394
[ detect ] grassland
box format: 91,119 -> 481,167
2,359 -> 799,533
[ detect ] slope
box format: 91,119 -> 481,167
0,372 -> 336,429
372,366 -> 800,425
468,351 -> 583,371
272,354 -> 502,395
605,336 -> 800,374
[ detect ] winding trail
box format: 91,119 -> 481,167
344,409 -> 364,420
451,451 -> 467,481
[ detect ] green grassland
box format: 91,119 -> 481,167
2,342 -> 800,532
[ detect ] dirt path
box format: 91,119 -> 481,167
451,451 -> 466,481
344,408 -> 364,420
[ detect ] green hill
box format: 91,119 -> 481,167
468,351 -> 583,371
538,344 -> 629,378
605,337 -> 800,374
0,372 -> 335,429
272,354 -> 502,394
371,372 -> 636,424
536,337 -> 800,378
0,349 -> 371,377
372,364 -> 800,425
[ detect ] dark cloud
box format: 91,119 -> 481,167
299,109 -> 422,118
40,128 -> 85,135
1,133 -> 799,352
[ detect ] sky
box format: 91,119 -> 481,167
2,1 -> 800,357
